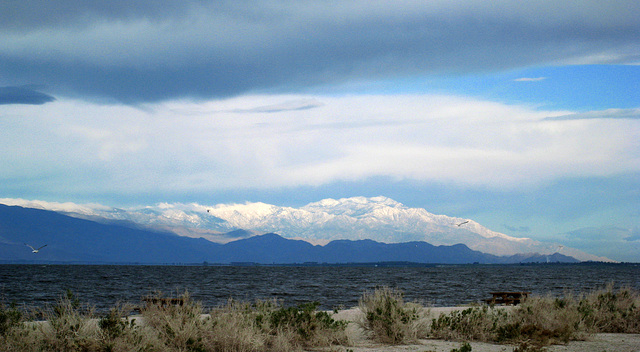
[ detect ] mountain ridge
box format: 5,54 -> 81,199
0,196 -> 610,262
0,204 -> 580,264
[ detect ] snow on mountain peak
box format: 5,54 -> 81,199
207,202 -> 300,229
0,196 -> 608,261
211,202 -> 279,218
302,196 -> 404,217
197,196 -> 606,260
307,196 -> 401,208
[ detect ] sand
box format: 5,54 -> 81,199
327,307 -> 640,352
332,334 -> 640,352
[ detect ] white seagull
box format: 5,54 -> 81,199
456,220 -> 470,227
25,243 -> 47,253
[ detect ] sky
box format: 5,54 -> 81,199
1,0 -> 639,261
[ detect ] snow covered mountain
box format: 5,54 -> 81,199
0,197 -> 609,261
202,196 -> 605,261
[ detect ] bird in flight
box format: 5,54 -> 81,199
456,220 -> 470,227
25,244 -> 47,253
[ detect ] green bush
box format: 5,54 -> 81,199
450,341 -> 472,352
268,301 -> 347,344
358,286 -> 428,344
430,305 -> 508,342
204,298 -> 348,351
0,302 -> 22,337
430,298 -> 583,345
98,306 -> 137,340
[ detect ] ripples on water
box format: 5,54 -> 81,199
1,264 -> 638,312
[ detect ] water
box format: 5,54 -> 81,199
1,263 -> 638,313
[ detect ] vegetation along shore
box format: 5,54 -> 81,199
1,285 -> 639,351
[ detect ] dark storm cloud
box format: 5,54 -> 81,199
1,0 -> 639,103
0,86 -> 56,105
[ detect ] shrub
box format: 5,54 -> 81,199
206,300 -> 269,352
577,284 -> 640,333
500,295 -> 584,345
98,306 -> 137,339
512,340 -> 547,352
430,305 -> 508,342
0,302 -> 22,336
267,301 -> 348,347
141,293 -> 348,352
450,342 -> 472,352
37,290 -> 101,352
430,285 -> 640,347
140,291 -> 208,351
430,297 -> 584,346
358,286 -> 428,344
1,285 -> 637,351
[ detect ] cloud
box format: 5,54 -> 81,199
553,226 -> 640,262
0,86 -> 56,105
626,227 -> 640,241
1,1 -> 638,103
0,197 -> 112,214
2,94 -> 638,199
514,77 -> 546,82
563,226 -> 629,241
230,99 -> 324,113
544,108 -> 640,121
503,224 -> 531,232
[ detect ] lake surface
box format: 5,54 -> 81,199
1,263 -> 638,313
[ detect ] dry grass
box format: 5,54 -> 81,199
495,294 -> 585,345
1,285 -> 638,351
0,290 -> 349,352
429,284 -> 640,347
578,283 -> 640,333
429,305 -> 510,342
358,286 -> 429,344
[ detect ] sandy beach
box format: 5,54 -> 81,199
327,307 -> 640,352
331,333 -> 640,352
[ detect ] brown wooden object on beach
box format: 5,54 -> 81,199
484,291 -> 530,305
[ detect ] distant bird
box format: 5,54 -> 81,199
25,243 -> 47,253
456,220 -> 470,227
207,209 -> 210,213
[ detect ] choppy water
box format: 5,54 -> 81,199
1,263 -> 638,312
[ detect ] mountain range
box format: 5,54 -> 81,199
0,196 -> 609,263
0,203 -> 580,264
